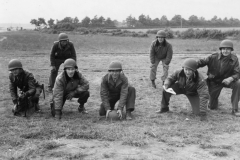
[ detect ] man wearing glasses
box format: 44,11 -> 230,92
99,61 -> 136,120
149,30 -> 173,88
48,33 -> 77,92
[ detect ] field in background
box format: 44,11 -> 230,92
0,31 -> 240,159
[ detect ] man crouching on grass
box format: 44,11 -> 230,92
99,61 -> 136,120
8,59 -> 42,116
156,58 -> 209,121
51,59 -> 90,119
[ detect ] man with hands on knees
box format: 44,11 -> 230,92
197,39 -> 240,116
99,61 -> 136,120
156,58 -> 209,121
51,58 -> 89,119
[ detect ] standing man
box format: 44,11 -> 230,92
48,33 -> 76,92
150,30 -> 173,88
8,59 -> 42,116
51,59 -> 89,119
156,58 -> 209,121
99,61 -> 136,120
197,39 -> 240,116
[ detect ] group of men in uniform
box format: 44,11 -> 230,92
8,31 -> 240,121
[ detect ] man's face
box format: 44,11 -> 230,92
66,67 -> 76,78
221,47 -> 232,56
109,70 -> 121,80
60,40 -> 68,47
156,37 -> 165,43
11,68 -> 22,76
183,68 -> 194,78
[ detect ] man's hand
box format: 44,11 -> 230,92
106,110 -> 111,119
13,104 -> 17,112
117,109 -> 122,119
222,77 -> 234,85
19,92 -> 28,100
66,91 -> 75,100
208,73 -> 215,79
51,66 -> 56,72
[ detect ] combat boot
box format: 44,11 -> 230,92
151,80 -> 156,89
126,111 -> 133,120
156,107 -> 169,113
50,102 -> 55,117
78,104 -> 88,114
35,103 -> 41,112
55,109 -> 62,120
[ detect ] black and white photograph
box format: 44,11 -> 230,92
1,0 -> 240,159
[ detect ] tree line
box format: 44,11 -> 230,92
30,14 -> 240,31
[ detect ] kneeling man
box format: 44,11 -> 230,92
52,59 -> 90,119
156,58 -> 209,121
99,61 -> 136,120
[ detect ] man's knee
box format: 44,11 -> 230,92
128,86 -> 136,94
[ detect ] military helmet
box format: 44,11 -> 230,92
219,39 -> 233,51
156,30 -> 166,38
108,110 -> 120,121
63,59 -> 77,69
58,33 -> 69,41
182,58 -> 197,71
108,61 -> 122,71
8,59 -> 23,71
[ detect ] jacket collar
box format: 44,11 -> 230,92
107,73 -> 123,87
217,52 -> 234,60
58,41 -> 70,50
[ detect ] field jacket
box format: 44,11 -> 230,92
150,40 -> 173,65
100,73 -> 128,111
50,41 -> 76,66
165,69 -> 209,113
9,70 -> 41,104
197,52 -> 240,84
53,71 -> 89,110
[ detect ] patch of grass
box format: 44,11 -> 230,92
38,141 -> 65,151
211,151 -> 228,157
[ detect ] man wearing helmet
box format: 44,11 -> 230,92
48,33 -> 77,92
99,61 -> 136,120
51,58 -> 89,119
156,58 -> 209,121
8,59 -> 43,116
150,30 -> 173,88
197,39 -> 240,116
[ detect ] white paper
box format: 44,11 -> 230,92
163,86 -> 176,95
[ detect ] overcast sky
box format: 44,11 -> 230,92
1,0 -> 240,24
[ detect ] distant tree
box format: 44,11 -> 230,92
126,15 -> 137,27
30,19 -> 40,29
188,15 -> 199,26
170,15 -> 182,26
138,14 -> 147,25
38,18 -> 47,28
160,15 -> 169,27
73,17 -> 79,24
47,18 -> 55,28
105,17 -> 115,27
81,16 -> 91,27
60,17 -> 73,23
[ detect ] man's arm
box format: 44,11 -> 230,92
165,44 -> 173,65
100,76 -> 111,111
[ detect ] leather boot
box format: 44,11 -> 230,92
156,107 -> 169,113
78,104 -> 88,114
55,110 -> 62,120
126,111 -> 133,120
151,80 -> 156,89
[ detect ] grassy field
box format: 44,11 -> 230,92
0,31 -> 240,160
